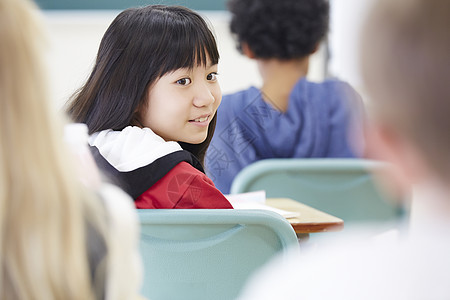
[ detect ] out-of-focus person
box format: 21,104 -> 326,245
236,0 -> 450,298
0,0 -> 142,299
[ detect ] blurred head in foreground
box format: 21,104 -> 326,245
361,0 -> 450,194
234,1 -> 450,299
0,0 -> 111,298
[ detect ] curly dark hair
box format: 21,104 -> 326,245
228,0 -> 329,59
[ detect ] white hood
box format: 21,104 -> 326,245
89,126 -> 182,172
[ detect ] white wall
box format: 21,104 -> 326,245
328,0 -> 376,96
43,10 -> 327,109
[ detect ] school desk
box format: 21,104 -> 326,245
266,198 -> 344,240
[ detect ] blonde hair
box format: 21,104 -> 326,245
0,0 -> 108,298
361,0 -> 450,181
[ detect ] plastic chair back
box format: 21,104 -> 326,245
230,158 -> 407,223
138,209 -> 298,300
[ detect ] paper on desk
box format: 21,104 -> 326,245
225,190 -> 266,203
230,202 -> 300,219
226,191 -> 300,219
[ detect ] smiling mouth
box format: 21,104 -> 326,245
190,115 -> 210,123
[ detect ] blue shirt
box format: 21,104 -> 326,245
206,78 -> 364,194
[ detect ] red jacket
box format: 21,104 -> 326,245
89,127 -> 232,209
135,162 -> 233,209
91,144 -> 233,209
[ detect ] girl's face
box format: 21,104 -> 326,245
141,57 -> 221,144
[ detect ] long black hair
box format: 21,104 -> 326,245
67,5 -> 220,165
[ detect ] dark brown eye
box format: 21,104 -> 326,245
207,72 -> 218,81
176,78 -> 191,85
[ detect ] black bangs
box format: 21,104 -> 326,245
66,5 -> 220,138
154,6 -> 220,76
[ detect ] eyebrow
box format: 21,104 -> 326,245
170,62 -> 217,74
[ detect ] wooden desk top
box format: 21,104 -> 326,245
266,198 -> 344,234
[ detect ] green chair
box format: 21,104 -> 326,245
230,158 -> 408,224
138,209 -> 299,300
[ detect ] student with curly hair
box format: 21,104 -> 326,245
206,0 -> 364,194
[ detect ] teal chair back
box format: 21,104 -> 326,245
230,158 -> 408,224
138,209 -> 298,300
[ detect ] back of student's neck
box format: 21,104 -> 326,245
257,57 -> 309,112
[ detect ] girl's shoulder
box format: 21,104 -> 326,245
136,162 -> 233,209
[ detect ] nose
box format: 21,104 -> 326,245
192,82 -> 217,108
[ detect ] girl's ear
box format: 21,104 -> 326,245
241,43 -> 256,59
130,105 -> 144,128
